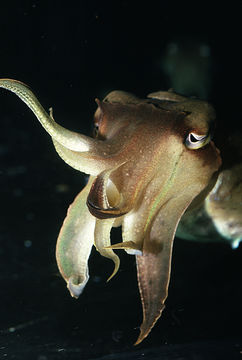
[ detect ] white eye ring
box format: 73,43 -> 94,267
185,132 -> 210,149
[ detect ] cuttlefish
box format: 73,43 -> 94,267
0,79 -> 225,344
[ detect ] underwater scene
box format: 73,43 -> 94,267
0,1 -> 241,359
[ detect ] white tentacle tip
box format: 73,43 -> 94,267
67,275 -> 89,298
231,238 -> 241,249
126,248 -> 143,256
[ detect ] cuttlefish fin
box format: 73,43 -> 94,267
147,90 -> 187,102
135,193 -> 197,345
103,90 -> 141,104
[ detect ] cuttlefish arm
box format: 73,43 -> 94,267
134,139 -> 220,344
0,79 -> 95,152
56,176 -> 96,298
56,176 -> 120,297
0,79 -> 132,176
0,80 -> 221,345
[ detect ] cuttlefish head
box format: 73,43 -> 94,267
87,90 -> 220,222
0,80 -> 221,345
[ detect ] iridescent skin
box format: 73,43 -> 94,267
0,80 -> 224,344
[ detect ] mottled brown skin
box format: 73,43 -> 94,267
0,80 -> 222,345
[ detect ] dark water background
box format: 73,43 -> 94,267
0,1 -> 241,359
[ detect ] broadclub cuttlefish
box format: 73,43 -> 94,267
0,79 -> 241,345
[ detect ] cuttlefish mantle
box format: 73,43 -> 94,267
0,79 -> 222,345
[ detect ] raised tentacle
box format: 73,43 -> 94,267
52,139 -> 120,176
0,78 -> 111,154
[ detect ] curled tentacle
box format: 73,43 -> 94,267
94,219 -> 120,281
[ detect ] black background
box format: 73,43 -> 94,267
0,1 -> 241,359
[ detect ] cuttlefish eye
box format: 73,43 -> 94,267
185,132 -> 211,150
